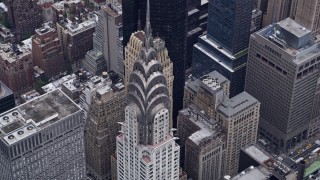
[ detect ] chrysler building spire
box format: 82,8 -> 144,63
144,0 -> 152,50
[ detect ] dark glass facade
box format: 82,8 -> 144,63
0,82 -> 15,114
192,36 -> 247,97
192,0 -> 253,97
123,0 -> 187,127
207,0 -> 253,54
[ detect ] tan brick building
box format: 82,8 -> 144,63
0,43 -> 35,96
32,22 -> 66,79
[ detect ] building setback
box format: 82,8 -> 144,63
85,81 -> 125,180
0,43 -> 35,96
245,18 -> 320,152
0,89 -> 86,179
178,105 -> 226,180
122,0 -> 187,126
192,0 -> 253,98
32,22 -> 66,79
180,71 -> 260,177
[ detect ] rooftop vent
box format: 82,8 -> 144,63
8,134 -> 14,139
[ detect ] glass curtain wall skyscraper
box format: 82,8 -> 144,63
122,0 -> 187,126
192,0 -> 253,97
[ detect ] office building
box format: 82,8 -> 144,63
124,31 -> 174,127
178,104 -> 226,180
245,18 -> 320,152
32,22 -> 66,79
217,92 -> 260,176
0,89 -> 86,179
123,0 -> 187,126
251,9 -> 263,34
83,50 -> 106,75
85,81 -> 125,180
83,2 -> 123,75
192,0 -> 253,97
80,73 -> 111,121
182,71 -> 260,176
308,77 -> 320,138
295,0 -> 320,36
6,0 -> 43,41
0,43 -> 35,96
181,71 -> 260,177
56,16 -> 96,70
0,81 -> 15,114
185,0 -> 209,68
116,2 -> 180,179
262,0 -> 298,27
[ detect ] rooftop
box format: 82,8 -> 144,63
218,92 -> 259,117
35,22 -> 55,35
0,89 -> 81,145
0,43 -> 31,63
232,166 -> 272,180
257,18 -> 318,64
244,145 -> 271,164
52,0 -> 81,11
62,19 -> 96,35
182,104 -> 225,146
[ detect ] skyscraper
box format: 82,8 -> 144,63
178,104 -> 226,180
0,89 -> 86,179
124,31 -> 174,127
122,0 -> 187,126
245,18 -> 320,152
295,0 -> 320,36
181,71 -> 260,176
192,0 -> 253,97
262,0 -> 298,27
116,1 -> 180,179
85,81 -> 125,180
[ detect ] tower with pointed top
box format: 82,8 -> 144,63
116,1 -> 180,179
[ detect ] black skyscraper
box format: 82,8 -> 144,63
192,0 -> 253,97
123,0 -> 187,127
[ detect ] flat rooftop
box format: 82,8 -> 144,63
0,43 -> 31,63
244,145 -> 270,164
52,0 -> 81,10
182,104 -> 225,146
0,89 -> 81,145
232,166 -> 271,180
278,18 -> 311,38
257,18 -> 318,64
218,92 -> 259,117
